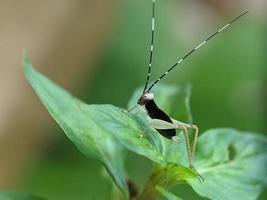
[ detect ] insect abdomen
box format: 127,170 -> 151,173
145,100 -> 176,140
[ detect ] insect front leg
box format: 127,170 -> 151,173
127,104 -> 138,113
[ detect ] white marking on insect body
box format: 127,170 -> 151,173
144,92 -> 154,100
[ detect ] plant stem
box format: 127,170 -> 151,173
137,164 -> 176,200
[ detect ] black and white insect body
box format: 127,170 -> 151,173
132,0 -> 247,180
138,92 -> 176,140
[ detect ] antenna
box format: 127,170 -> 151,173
142,0 -> 156,94
147,11 -> 248,92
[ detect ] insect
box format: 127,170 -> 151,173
130,0 -> 248,181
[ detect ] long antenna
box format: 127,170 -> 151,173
142,0 -> 156,94
147,11 -> 248,92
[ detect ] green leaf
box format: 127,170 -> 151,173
23,57 -> 180,166
155,186 -> 183,200
0,192 -> 46,200
23,56 -> 129,197
23,56 -> 175,197
187,128 -> 267,200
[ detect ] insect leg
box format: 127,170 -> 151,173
171,119 -> 204,182
127,104 -> 138,112
191,124 -> 199,162
181,126 -> 193,167
171,119 -> 199,161
148,118 -> 177,129
182,126 -> 204,182
148,118 -> 193,163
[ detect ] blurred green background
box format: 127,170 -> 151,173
0,0 -> 266,199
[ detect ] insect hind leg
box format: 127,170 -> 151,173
171,119 -> 203,182
191,124 -> 199,162
181,124 -> 203,182
147,118 -> 203,182
190,164 -> 204,183
181,126 -> 193,167
183,125 -> 204,182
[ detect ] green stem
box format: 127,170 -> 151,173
136,166 -> 165,200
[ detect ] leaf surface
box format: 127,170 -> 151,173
155,186 -> 183,200
0,192 -> 46,200
188,128 -> 267,200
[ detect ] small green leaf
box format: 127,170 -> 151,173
138,164 -> 197,200
0,192 -> 46,200
188,128 -> 267,200
155,186 -> 183,200
23,56 -> 128,197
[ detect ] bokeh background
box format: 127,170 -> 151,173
0,0 -> 266,199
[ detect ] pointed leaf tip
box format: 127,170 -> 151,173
22,53 -> 34,79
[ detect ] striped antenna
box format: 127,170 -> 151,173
147,11 -> 248,92
142,0 -> 156,94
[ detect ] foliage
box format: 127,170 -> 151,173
7,56 -> 267,200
